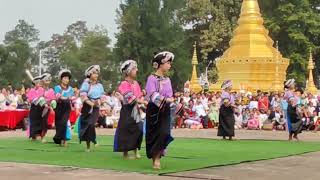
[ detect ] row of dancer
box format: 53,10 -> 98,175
114,51 -> 182,169
26,51 -> 182,170
26,69 -> 77,145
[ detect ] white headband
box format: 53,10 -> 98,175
120,60 -> 137,75
41,73 -> 52,81
85,65 -> 100,77
58,69 -> 71,79
285,79 -> 295,87
152,51 -> 175,69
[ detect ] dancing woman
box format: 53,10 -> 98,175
40,73 -> 56,143
217,80 -> 236,140
53,69 -> 74,146
145,51 -> 182,169
26,75 -> 44,141
78,65 -> 105,151
284,79 -> 303,141
113,60 -> 147,159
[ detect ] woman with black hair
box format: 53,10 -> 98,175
53,69 -> 74,146
284,79 -> 303,141
217,80 -> 236,140
145,51 -> 183,169
78,65 -> 106,151
113,60 -> 147,159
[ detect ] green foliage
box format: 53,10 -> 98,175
114,0 -> 191,89
1,137 -> 320,174
180,0 -> 241,59
260,0 -> 320,86
4,19 -> 40,45
60,25 -> 118,90
179,0 -> 241,83
0,40 -> 32,87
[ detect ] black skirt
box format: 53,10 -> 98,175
29,104 -> 49,139
53,99 -> 71,144
78,103 -> 99,144
113,104 -> 143,152
146,102 -> 173,159
287,105 -> 303,134
217,104 -> 235,137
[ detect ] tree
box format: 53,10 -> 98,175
114,0 -> 191,89
260,0 -> 320,87
0,20 -> 39,87
64,20 -> 89,47
60,27 -> 117,90
4,19 -> 40,45
180,0 -> 241,60
179,0 -> 241,84
38,21 -> 88,82
0,40 -> 32,87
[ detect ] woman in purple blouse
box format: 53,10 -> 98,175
217,80 -> 236,140
145,51 -> 181,170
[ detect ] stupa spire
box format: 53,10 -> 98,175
189,42 -> 202,93
306,49 -> 318,94
211,0 -> 289,92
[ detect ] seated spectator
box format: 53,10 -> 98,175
258,109 -> 268,129
234,108 -> 243,130
247,110 -> 259,130
258,92 -> 269,112
208,98 -> 219,127
313,116 -> 320,132
262,108 -> 277,130
242,108 -> 250,128
97,104 -> 112,128
192,99 -> 209,129
271,94 -> 280,109
0,88 -> 10,110
301,105 -> 314,130
184,106 -> 202,129
274,107 -> 286,130
248,96 -> 258,110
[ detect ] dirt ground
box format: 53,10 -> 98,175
1,129 -> 320,180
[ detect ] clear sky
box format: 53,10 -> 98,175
0,0 -> 121,46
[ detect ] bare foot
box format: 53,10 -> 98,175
134,149 -> 141,159
123,155 -> 135,160
153,163 -> 161,170
135,153 -> 141,159
153,159 -> 161,170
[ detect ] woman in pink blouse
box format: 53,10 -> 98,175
113,60 -> 147,159
26,73 -> 55,142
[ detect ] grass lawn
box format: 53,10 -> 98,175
0,136 -> 320,174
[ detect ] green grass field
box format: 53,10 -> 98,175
0,136 -> 320,174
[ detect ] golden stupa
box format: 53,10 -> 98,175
189,42 -> 202,93
305,49 -> 318,95
211,0 -> 290,92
